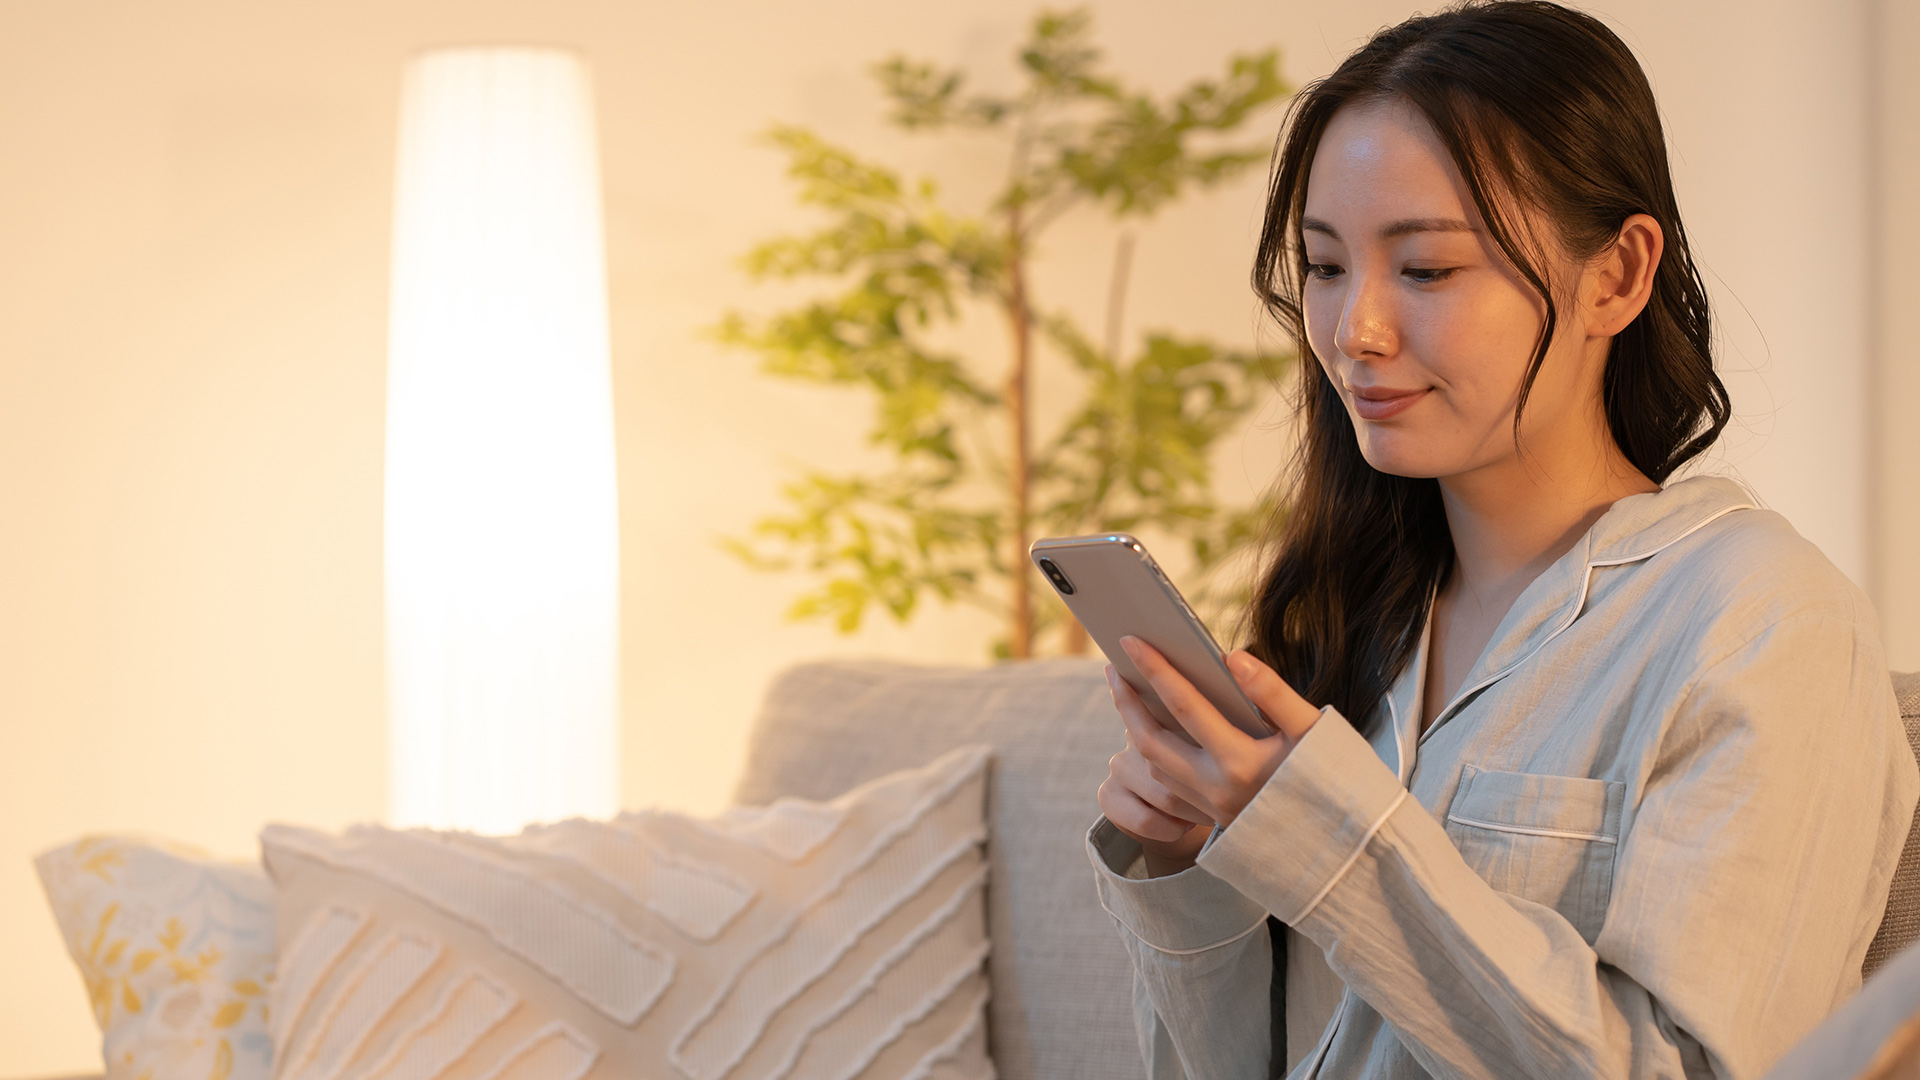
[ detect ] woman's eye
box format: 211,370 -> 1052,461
1403,266 -> 1461,284
1305,262 -> 1344,281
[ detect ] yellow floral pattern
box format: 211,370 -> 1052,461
37,836 -> 276,1080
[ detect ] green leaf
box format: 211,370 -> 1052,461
722,470 -> 1001,633
873,58 -> 1010,130
1034,315 -> 1291,543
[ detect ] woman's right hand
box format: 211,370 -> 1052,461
1099,721 -> 1216,877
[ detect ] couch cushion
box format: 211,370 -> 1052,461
733,659 -> 1140,1080
1865,671 -> 1920,978
262,745 -> 994,1080
35,836 -> 276,1080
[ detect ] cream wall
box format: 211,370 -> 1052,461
1874,0 -> 1920,672
0,1 -> 1909,1075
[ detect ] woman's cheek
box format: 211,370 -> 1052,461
1437,299 -> 1538,410
1304,298 -> 1345,383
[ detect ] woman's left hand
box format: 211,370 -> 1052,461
1109,636 -> 1324,827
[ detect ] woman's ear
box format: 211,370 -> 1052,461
1585,213 -> 1663,338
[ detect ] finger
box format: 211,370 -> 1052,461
1120,636 -> 1253,756
1123,726 -> 1218,816
1108,665 -> 1206,780
1104,661 -> 1196,747
1106,663 -> 1179,745
1112,747 -> 1213,826
1225,650 -> 1322,742
1099,772 -> 1197,844
1140,753 -> 1219,820
1114,686 -> 1221,819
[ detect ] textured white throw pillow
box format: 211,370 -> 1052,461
35,835 -> 277,1080
258,743 -> 995,1080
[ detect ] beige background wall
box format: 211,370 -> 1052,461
1874,0 -> 1920,681
0,1 -> 1911,1074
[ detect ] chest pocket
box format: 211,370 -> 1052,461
1443,764 -> 1625,944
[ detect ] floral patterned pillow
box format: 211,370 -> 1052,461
36,835 -> 275,1080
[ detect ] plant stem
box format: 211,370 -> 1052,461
1104,230 -> 1136,367
1058,230 -> 1139,658
1006,201 -> 1034,660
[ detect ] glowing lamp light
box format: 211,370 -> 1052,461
384,47 -> 619,833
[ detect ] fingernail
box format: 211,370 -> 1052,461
1104,664 -> 1117,687
1119,636 -> 1140,657
1229,651 -> 1259,678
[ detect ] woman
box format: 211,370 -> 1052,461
1089,3 -> 1917,1078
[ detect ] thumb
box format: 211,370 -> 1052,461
1227,650 -> 1322,742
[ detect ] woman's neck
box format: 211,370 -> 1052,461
1420,435 -> 1656,730
1439,440 -> 1656,604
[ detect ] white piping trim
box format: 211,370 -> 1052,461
1586,501 -> 1755,568
1385,695 -> 1404,782
1422,501 -> 1755,742
1445,812 -> 1617,844
1097,891 -> 1269,956
1289,789 -> 1409,925
1387,604 -> 1433,773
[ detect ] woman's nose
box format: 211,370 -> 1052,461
1334,273 -> 1397,361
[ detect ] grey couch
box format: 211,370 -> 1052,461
735,660 -> 1920,1080
34,663 -> 1920,1080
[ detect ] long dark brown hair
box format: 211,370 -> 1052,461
1246,0 -> 1731,732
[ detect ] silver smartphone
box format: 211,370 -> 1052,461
1030,534 -> 1271,739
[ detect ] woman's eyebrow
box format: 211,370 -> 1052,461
1299,216 -> 1476,240
1381,216 -> 1475,237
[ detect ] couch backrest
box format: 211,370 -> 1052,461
733,659 -> 1141,1080
1865,671 -> 1920,979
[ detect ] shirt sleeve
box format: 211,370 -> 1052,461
1086,816 -> 1273,1079
1197,611 -> 1918,1079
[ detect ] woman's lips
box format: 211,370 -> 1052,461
1350,387 -> 1430,421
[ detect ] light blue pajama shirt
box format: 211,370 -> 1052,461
1089,475 -> 1918,1079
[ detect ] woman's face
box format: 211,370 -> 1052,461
1300,99 -> 1602,482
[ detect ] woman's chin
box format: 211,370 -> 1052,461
1353,434 -> 1457,480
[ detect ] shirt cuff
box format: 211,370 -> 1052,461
1087,816 -> 1270,954
1197,706 -> 1410,926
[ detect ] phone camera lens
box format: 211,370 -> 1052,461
1037,557 -> 1075,595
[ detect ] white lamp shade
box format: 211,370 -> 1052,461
384,47 -> 619,833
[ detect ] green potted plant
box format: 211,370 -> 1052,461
719,9 -> 1293,658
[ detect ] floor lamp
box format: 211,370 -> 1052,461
384,47 -> 620,833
